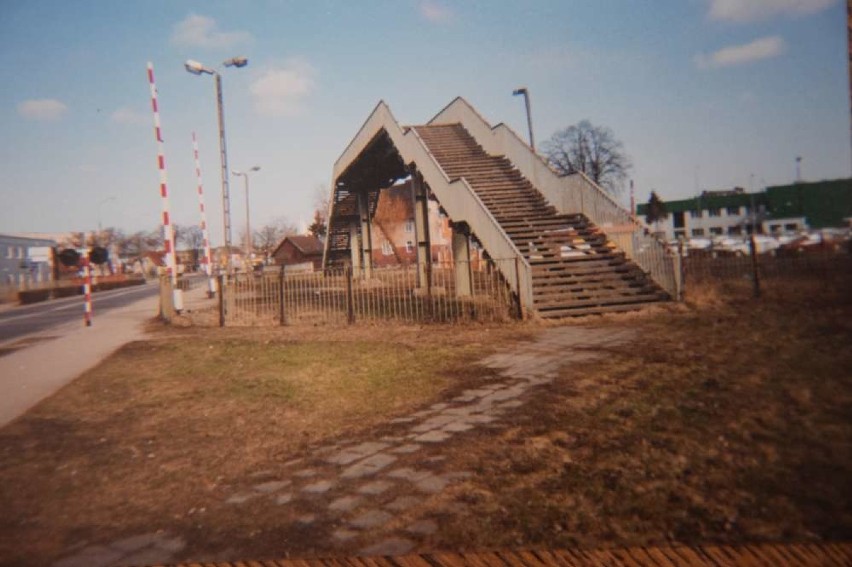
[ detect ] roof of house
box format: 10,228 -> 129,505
274,235 -> 324,256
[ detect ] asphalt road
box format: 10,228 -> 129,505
0,282 -> 161,343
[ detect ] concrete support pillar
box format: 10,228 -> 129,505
357,190 -> 373,280
349,221 -> 361,277
452,224 -> 473,297
411,171 -> 432,290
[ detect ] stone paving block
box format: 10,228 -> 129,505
350,509 -> 393,530
120,547 -> 173,567
443,421 -> 474,433
410,409 -> 434,418
293,468 -> 318,478
358,480 -> 394,495
153,535 -> 185,553
332,528 -> 359,542
225,492 -> 257,505
275,493 -> 293,505
390,443 -> 421,454
341,452 -> 397,479
253,480 -> 290,493
297,514 -> 316,525
329,495 -> 363,512
413,430 -> 451,443
53,545 -> 123,567
302,479 -> 335,494
499,400 -> 524,409
415,474 -> 449,494
385,496 -> 421,512
406,519 -> 438,535
410,414 -> 457,433
442,406 -> 476,417
358,537 -> 415,556
428,402 -> 449,411
328,441 -> 392,465
387,467 -> 432,482
110,533 -> 160,553
389,417 -> 416,424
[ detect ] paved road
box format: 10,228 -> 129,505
0,281 -> 161,344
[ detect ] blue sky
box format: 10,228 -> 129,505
0,0 -> 848,245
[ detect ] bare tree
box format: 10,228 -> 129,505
644,191 -> 668,232
252,217 -> 298,259
309,184 -> 329,239
542,120 -> 631,195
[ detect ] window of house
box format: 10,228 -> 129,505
689,210 -> 701,219
674,229 -> 686,238
784,223 -> 798,231
709,227 -> 723,235
726,206 -> 740,215
708,208 -> 721,217
770,224 -> 781,233
381,241 -> 393,256
405,240 -> 414,253
728,226 -> 742,235
404,220 -> 414,233
691,228 -> 705,236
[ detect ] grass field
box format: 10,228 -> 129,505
0,276 -> 849,565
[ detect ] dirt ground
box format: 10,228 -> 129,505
0,276 -> 850,566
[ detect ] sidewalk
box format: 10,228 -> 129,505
0,283 -> 210,428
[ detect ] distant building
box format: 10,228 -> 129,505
0,233 -> 56,287
272,235 -> 325,270
370,180 -> 452,267
636,179 -> 852,239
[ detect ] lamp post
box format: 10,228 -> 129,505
232,166 -> 260,265
184,56 -> 249,272
512,87 -> 535,151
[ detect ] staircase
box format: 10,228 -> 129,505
413,124 -> 668,317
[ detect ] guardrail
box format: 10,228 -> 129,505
429,97 -> 677,298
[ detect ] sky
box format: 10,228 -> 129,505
0,0 -> 849,247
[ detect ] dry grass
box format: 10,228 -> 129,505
427,276 -> 852,550
1,276 -> 850,564
0,322 -> 529,566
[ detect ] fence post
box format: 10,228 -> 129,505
159,274 -> 175,322
514,256 -> 524,320
748,234 -> 761,299
345,266 -> 355,324
674,239 -> 685,302
217,274 -> 225,327
278,265 -> 286,326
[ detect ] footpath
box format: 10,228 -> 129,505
0,283 -> 210,429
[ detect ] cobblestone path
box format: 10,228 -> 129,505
53,325 -> 634,566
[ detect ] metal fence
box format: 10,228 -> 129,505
682,248 -> 852,288
219,259 -> 517,327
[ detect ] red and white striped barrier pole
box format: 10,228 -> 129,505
82,251 -> 93,327
192,131 -> 217,298
147,61 -> 182,312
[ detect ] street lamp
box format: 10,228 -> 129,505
184,56 -> 249,272
512,87 -> 535,151
232,166 -> 261,265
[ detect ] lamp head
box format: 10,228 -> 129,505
250,166 -> 261,172
512,87 -> 528,97
223,56 -> 248,68
231,170 -> 243,176
184,60 -> 214,75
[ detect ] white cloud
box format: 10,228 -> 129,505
171,13 -> 252,48
708,0 -> 836,23
17,99 -> 67,121
249,59 -> 316,117
111,106 -> 147,125
419,1 -> 454,24
695,36 -> 785,69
